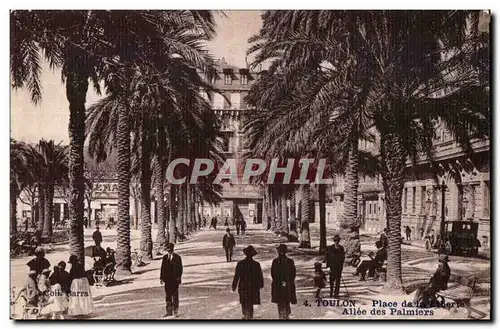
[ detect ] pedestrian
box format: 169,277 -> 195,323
241,219 -> 247,235
210,217 -> 217,230
48,265 -> 68,319
83,217 -> 88,229
405,226 -> 412,241
160,243 -> 183,318
355,240 -> 387,281
313,262 -> 327,299
271,244 -> 297,319
223,228 -> 236,262
379,228 -> 389,249
253,216 -> 257,224
236,218 -> 241,235
267,216 -> 271,231
430,229 -> 436,247
68,255 -> 93,316
92,226 -> 102,248
232,245 -> 264,320
27,247 -> 51,276
323,234 -> 345,298
55,261 -> 71,295
419,227 -> 425,240
224,216 -> 229,227
411,226 -> 416,241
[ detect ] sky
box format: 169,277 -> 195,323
10,10 -> 263,144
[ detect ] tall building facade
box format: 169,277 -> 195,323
200,58 -> 264,222
331,122 -> 490,246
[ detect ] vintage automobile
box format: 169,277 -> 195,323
425,220 -> 481,256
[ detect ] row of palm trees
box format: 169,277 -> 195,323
243,10 -> 490,293
10,139 -> 68,237
11,10 -> 225,276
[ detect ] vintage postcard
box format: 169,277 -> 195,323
10,10 -> 490,320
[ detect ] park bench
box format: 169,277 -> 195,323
435,277 -> 482,318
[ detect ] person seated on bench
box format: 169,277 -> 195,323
104,248 -> 116,281
25,269 -> 41,307
413,254 -> 451,308
355,241 -> 387,281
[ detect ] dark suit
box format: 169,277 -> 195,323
92,230 -> 103,247
324,244 -> 345,297
232,258 -> 264,319
222,233 -> 236,262
160,253 -> 183,315
271,256 -> 297,319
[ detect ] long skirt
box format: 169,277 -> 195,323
68,278 -> 93,316
50,284 -> 68,313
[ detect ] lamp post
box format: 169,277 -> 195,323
438,182 -> 447,237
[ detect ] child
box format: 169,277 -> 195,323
313,262 -> 327,299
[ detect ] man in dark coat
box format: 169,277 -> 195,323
355,240 -> 387,280
232,245 -> 264,320
379,228 -> 389,249
323,235 -> 345,297
223,228 -> 236,262
271,244 -> 297,319
160,243 -> 183,317
92,226 -> 103,247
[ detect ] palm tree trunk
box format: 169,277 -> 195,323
154,158 -> 166,249
380,132 -> 406,293
115,101 -> 132,275
269,185 -> 277,232
169,184 -> 177,243
340,140 -> 361,261
288,187 -> 298,241
281,191 -> 289,236
186,181 -> 192,234
66,67 -> 88,263
43,183 -> 54,238
139,134 -> 153,261
319,184 -> 327,254
10,182 -> 18,234
178,184 -> 185,236
37,184 -> 45,232
299,184 -> 311,248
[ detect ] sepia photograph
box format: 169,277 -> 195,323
9,9 -> 491,320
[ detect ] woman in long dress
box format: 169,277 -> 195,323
67,255 -> 93,317
49,265 -> 68,319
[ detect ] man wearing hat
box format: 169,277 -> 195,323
323,235 -> 345,298
430,255 -> 451,292
379,228 -> 389,249
222,228 -> 236,262
271,244 -> 297,319
92,226 -> 103,248
160,243 -> 183,317
232,245 -> 264,319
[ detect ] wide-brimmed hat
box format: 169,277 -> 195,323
243,245 -> 257,257
166,243 -> 175,251
226,228 -> 230,232
276,244 -> 288,254
333,235 -> 341,242
438,254 -> 449,263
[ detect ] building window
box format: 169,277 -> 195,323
241,74 -> 248,85
213,93 -> 224,109
369,203 -> 372,215
484,181 -> 490,217
230,92 -> 241,108
412,186 -> 416,213
224,74 -> 232,85
403,188 -> 408,212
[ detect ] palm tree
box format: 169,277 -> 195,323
248,10 -> 489,292
10,139 -> 30,233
